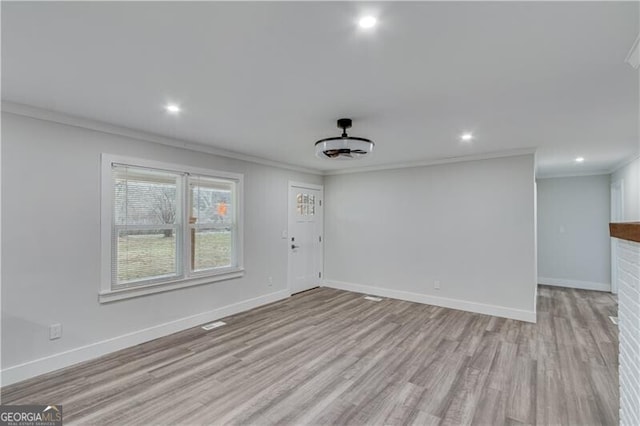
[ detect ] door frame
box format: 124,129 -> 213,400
287,181 -> 324,295
610,179 -> 624,294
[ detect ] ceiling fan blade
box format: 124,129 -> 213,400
322,147 -> 366,158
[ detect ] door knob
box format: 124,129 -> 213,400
291,244 -> 300,249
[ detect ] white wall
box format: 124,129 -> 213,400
537,175 -> 611,291
612,156 -> 640,221
611,156 -> 640,426
323,154 -> 537,322
616,238 -> 640,426
1,112 -> 321,384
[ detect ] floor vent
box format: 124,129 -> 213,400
202,321 -> 226,330
364,296 -> 383,302
609,316 -> 618,325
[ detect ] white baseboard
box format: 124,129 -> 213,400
322,280 -> 536,323
538,277 -> 611,292
1,289 -> 290,387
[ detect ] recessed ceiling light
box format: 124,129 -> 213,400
460,132 -> 474,142
165,104 -> 181,114
358,16 -> 377,29
575,157 -> 585,163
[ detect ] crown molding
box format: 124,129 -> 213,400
7,101 -> 629,179
537,150 -> 640,179
2,102 -> 540,178
1,101 -> 324,176
609,152 -> 640,174
536,170 -> 612,180
626,34 -> 640,69
322,147 -> 537,176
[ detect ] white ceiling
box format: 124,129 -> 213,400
2,1 -> 638,176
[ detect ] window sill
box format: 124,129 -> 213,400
99,268 -> 245,303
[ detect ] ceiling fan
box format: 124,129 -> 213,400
315,118 -> 374,160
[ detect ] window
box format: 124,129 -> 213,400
113,166 -> 181,286
189,176 -> 236,272
296,192 -> 316,216
101,155 -> 243,302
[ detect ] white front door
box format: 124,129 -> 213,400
288,182 -> 323,294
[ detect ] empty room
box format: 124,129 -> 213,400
1,1 -> 639,425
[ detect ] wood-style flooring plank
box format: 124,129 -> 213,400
1,285 -> 619,425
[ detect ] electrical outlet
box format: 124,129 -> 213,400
49,323 -> 62,340
434,280 -> 441,290
268,276 -> 273,287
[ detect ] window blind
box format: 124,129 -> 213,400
112,164 -> 182,286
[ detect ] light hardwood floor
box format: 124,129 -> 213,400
1,285 -> 618,425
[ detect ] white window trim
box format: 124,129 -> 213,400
100,154 -> 244,303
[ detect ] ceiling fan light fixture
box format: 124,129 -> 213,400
315,118 -> 374,160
